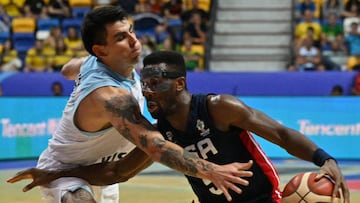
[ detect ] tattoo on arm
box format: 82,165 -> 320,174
105,95 -> 213,177
105,95 -> 155,142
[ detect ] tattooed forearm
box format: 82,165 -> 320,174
159,147 -> 198,177
105,95 -> 208,177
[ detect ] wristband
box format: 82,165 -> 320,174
312,148 -> 335,167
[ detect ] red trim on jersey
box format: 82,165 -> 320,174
239,131 -> 282,202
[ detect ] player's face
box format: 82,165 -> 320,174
140,66 -> 180,119
102,20 -> 142,68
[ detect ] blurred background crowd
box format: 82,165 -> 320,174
0,0 -> 359,96
0,0 -> 211,73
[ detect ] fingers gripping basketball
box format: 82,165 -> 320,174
281,172 -> 341,203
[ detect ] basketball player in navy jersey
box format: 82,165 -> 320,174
8,51 -> 350,203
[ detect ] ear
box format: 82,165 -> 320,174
175,77 -> 186,91
92,44 -> 108,57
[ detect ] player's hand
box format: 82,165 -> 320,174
209,160 -> 253,202
315,159 -> 350,203
7,168 -> 56,192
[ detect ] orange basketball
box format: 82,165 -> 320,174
281,172 -> 341,203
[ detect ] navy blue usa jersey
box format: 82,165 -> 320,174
157,94 -> 281,203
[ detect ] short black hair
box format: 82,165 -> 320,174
81,5 -> 129,56
143,51 -> 186,77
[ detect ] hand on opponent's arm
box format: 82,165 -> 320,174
7,147 -> 153,192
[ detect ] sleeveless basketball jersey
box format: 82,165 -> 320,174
37,55 -> 144,170
157,94 -> 281,203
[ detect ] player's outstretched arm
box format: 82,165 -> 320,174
7,147 -> 153,191
103,92 -> 254,202
207,94 -> 350,203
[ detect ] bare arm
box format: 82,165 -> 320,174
208,94 -> 350,203
7,147 -> 153,191
61,56 -> 87,80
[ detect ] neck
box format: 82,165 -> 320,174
167,91 -> 192,131
104,59 -> 134,79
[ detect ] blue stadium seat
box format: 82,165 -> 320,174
37,18 -> 61,31
0,31 -> 10,43
133,13 -> 164,38
167,19 -> 183,43
72,6 -> 91,19
12,33 -> 35,53
62,18 -> 82,35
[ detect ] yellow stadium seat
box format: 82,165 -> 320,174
0,0 -> 10,5
12,17 -> 36,33
69,0 -> 92,7
13,0 -> 25,7
4,3 -> 21,17
184,0 -> 211,12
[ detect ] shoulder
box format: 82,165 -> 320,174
87,86 -> 131,105
206,94 -> 247,112
205,94 -> 251,130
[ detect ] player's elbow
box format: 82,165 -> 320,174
61,63 -> 76,80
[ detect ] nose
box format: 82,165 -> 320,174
142,89 -> 154,99
127,32 -> 137,47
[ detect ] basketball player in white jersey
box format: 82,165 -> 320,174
8,5 -> 254,203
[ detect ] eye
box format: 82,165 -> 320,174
149,78 -> 159,88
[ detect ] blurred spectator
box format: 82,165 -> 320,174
330,84 -> 344,95
51,81 -> 63,96
148,0 -> 163,15
345,21 -> 360,55
135,0 -> 152,13
24,39 -> 54,72
181,38 -> 204,71
322,0 -> 344,19
23,0 -> 49,19
351,72 -> 360,95
294,9 -> 322,48
321,0 -> 344,21
295,35 -> 325,71
321,12 -> 343,51
346,51 -> 360,70
43,26 -> 64,53
157,34 -> 179,51
134,34 -> 157,72
322,33 -> 348,70
154,23 -> 170,44
0,5 -> 11,32
183,11 -> 207,45
117,0 -> 138,15
162,0 -> 184,20
343,16 -> 360,36
47,0 -> 71,20
181,0 -> 209,26
342,0 -> 360,18
0,39 -> 22,72
50,38 -> 74,71
64,26 -> 86,56
296,0 -> 317,21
